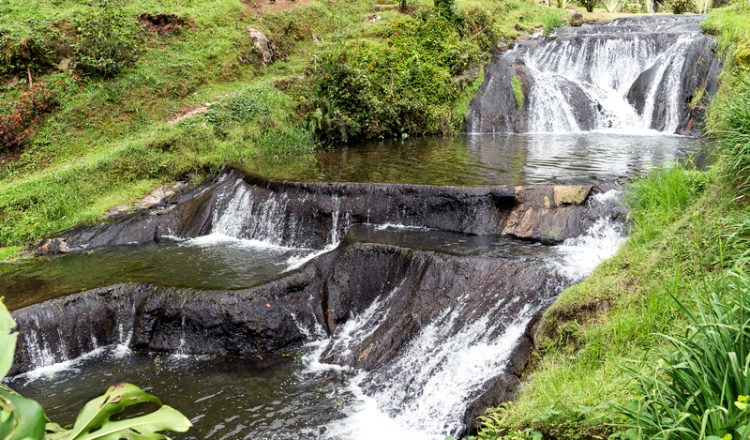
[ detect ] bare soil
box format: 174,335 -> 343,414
243,0 -> 312,15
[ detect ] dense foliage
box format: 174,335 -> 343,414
0,82 -> 58,152
302,5 -> 499,143
71,0 -> 141,78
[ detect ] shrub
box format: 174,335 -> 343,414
72,0 -> 141,77
0,22 -> 67,79
0,82 -> 57,152
304,7 -> 494,143
580,0 -> 598,12
667,0 -> 697,13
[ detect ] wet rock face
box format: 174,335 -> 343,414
34,170 -> 624,254
11,237 -> 565,439
626,35 -> 720,135
467,15 -> 719,134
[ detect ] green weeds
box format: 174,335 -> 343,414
615,273 -> 750,440
511,75 -> 523,110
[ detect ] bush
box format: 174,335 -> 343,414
303,7 -> 495,144
667,0 -> 697,13
0,20 -> 68,80
72,0 -> 140,77
0,82 -> 58,152
580,0 -> 598,12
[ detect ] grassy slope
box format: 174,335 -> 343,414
0,0 -> 570,257
474,6 -> 750,439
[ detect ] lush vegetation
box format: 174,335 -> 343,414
472,3 -> 750,439
0,298 -> 191,439
0,0 -> 569,255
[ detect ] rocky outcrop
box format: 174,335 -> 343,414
247,27 -> 275,67
33,170 -> 625,254
11,235 -> 569,440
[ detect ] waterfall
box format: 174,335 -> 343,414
468,15 -> 719,135
310,209 -> 628,439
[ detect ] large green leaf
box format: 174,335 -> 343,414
0,298 -> 17,380
0,385 -> 46,440
67,383 -> 191,440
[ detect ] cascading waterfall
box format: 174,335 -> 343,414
310,210 -> 627,439
6,16 -> 715,433
468,15 -> 719,134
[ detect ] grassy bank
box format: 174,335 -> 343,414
473,4 -> 750,440
0,0 -> 569,256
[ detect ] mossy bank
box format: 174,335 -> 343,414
0,0 -> 570,254
473,4 -> 750,439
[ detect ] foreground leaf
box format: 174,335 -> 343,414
0,298 -> 17,380
67,383 -> 191,440
0,385 -> 46,440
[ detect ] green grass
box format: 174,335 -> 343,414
0,0 -> 568,252
511,75 -> 523,110
473,5 -> 750,440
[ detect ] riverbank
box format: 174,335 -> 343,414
474,5 -> 750,439
0,0 -> 573,257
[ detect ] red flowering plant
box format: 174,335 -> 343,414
0,82 -> 57,153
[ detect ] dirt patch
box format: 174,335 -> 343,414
243,0 -> 312,15
138,14 -> 186,35
0,150 -> 22,167
166,104 -> 212,125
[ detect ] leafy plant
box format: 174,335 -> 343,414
708,73 -> 750,195
580,0 -> 598,12
0,24 -> 67,81
692,0 -> 712,13
72,0 -> 141,77
511,75 -> 524,110
615,272 -> 750,440
303,6 -> 497,143
0,298 -> 192,439
667,0 -> 697,13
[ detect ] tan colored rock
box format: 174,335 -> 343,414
57,58 -> 70,72
553,185 -> 592,206
247,27 -> 274,66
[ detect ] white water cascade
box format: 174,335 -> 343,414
306,209 -> 627,439
468,15 -> 718,135
525,34 -> 694,133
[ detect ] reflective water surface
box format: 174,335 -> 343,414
8,347 -> 354,440
240,133 -> 705,186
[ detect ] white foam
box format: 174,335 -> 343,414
184,233 -> 298,251
371,223 -> 430,232
17,346 -> 108,382
553,217 -> 627,282
591,189 -> 621,204
323,373 -> 435,440
284,245 -> 337,272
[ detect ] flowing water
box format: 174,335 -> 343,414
7,218 -> 624,439
4,14 -> 713,440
